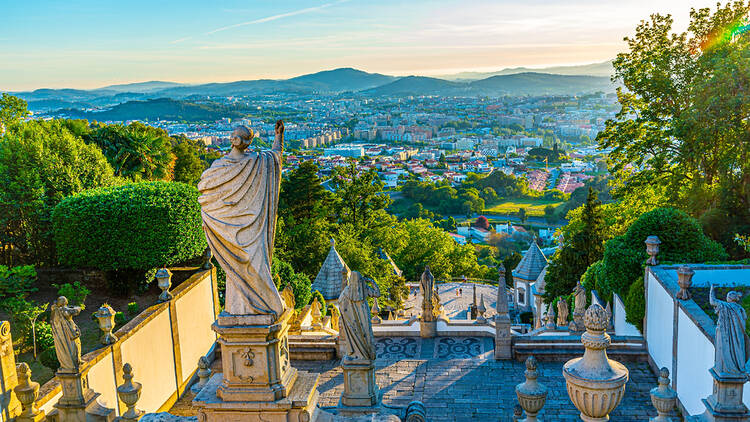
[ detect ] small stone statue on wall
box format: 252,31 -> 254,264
557,297 -> 569,326
709,283 -> 750,376
50,296 -> 82,372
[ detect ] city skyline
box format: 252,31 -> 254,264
2,0 -> 725,91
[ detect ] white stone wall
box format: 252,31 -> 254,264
646,271 -> 674,372
613,293 -> 640,337
676,307 -> 714,415
36,269 -> 218,416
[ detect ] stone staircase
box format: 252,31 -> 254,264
289,334 -> 338,360
512,335 -> 648,362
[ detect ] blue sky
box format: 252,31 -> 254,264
0,0 -> 724,90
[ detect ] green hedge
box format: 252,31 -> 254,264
52,181 -> 206,271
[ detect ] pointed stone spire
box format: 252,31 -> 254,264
312,238 -> 350,300
477,294 -> 487,323
496,283 -> 509,316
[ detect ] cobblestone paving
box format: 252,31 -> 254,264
404,282 -> 504,320
294,337 -> 658,422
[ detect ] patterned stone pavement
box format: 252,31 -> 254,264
293,336 -> 658,422
404,282 -> 504,320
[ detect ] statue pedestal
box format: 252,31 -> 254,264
494,314 -> 512,360
420,320 -> 437,338
697,369 -> 749,422
194,310 -> 320,422
340,359 -> 378,408
53,370 -> 115,422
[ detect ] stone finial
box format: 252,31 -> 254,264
545,308 -> 556,330
477,294 -> 487,323
562,304 -> 629,421
497,284 -> 509,316
676,266 -> 694,300
515,356 -> 547,422
155,268 -> 173,302
190,356 -> 212,394
650,367 -> 677,422
94,303 -> 118,345
645,235 -> 661,266
371,299 -> 382,324
116,363 -> 143,422
14,362 -> 45,422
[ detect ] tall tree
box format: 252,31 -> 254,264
0,94 -> 29,130
86,122 -> 175,181
0,120 -> 115,264
543,188 -> 606,302
330,163 -> 390,228
171,137 -> 204,185
278,161 -> 334,276
598,2 -> 750,254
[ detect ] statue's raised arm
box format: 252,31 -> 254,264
198,124 -> 284,318
273,120 -> 284,152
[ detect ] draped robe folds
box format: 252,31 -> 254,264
198,150 -> 284,318
713,299 -> 750,376
339,272 -> 379,362
50,305 -> 82,372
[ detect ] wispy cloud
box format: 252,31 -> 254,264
171,0 -> 349,44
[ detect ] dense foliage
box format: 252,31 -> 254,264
0,119 -> 116,264
599,2 -> 750,258
543,188 -> 606,302
53,181 -> 206,273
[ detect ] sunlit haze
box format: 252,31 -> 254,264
0,0 -> 727,90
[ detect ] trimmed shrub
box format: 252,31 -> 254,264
598,207 -> 727,300
53,181 -> 206,271
39,347 -> 60,371
127,302 -> 139,315
625,277 -> 645,331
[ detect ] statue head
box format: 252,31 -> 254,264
56,296 -> 68,307
230,125 -> 253,152
727,290 -> 742,303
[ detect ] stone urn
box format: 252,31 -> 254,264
155,267 -> 173,302
649,367 -> 677,422
14,362 -> 45,422
94,303 -> 118,345
117,363 -> 144,421
645,235 -> 661,266
675,266 -> 694,300
562,304 -> 629,421
516,356 -> 548,422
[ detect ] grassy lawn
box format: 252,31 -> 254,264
483,198 -> 564,216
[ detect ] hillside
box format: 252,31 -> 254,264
288,67 -> 398,92
468,72 -> 613,95
361,76 -> 464,96
52,98 -> 254,122
440,61 -> 614,80
98,81 -> 185,93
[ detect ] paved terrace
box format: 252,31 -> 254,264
172,336 -> 658,421
403,282 -> 503,320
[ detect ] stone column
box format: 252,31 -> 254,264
341,360 -> 377,407
495,282 -> 512,360
0,321 -> 22,421
696,370 -> 749,421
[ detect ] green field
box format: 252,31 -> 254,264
483,198 -> 563,216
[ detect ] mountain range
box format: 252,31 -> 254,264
12,62 -> 616,114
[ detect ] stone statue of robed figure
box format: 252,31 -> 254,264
50,296 -> 82,373
710,284 -> 750,377
198,121 -> 285,318
338,271 -> 381,362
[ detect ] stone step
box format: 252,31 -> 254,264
512,336 -> 647,362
